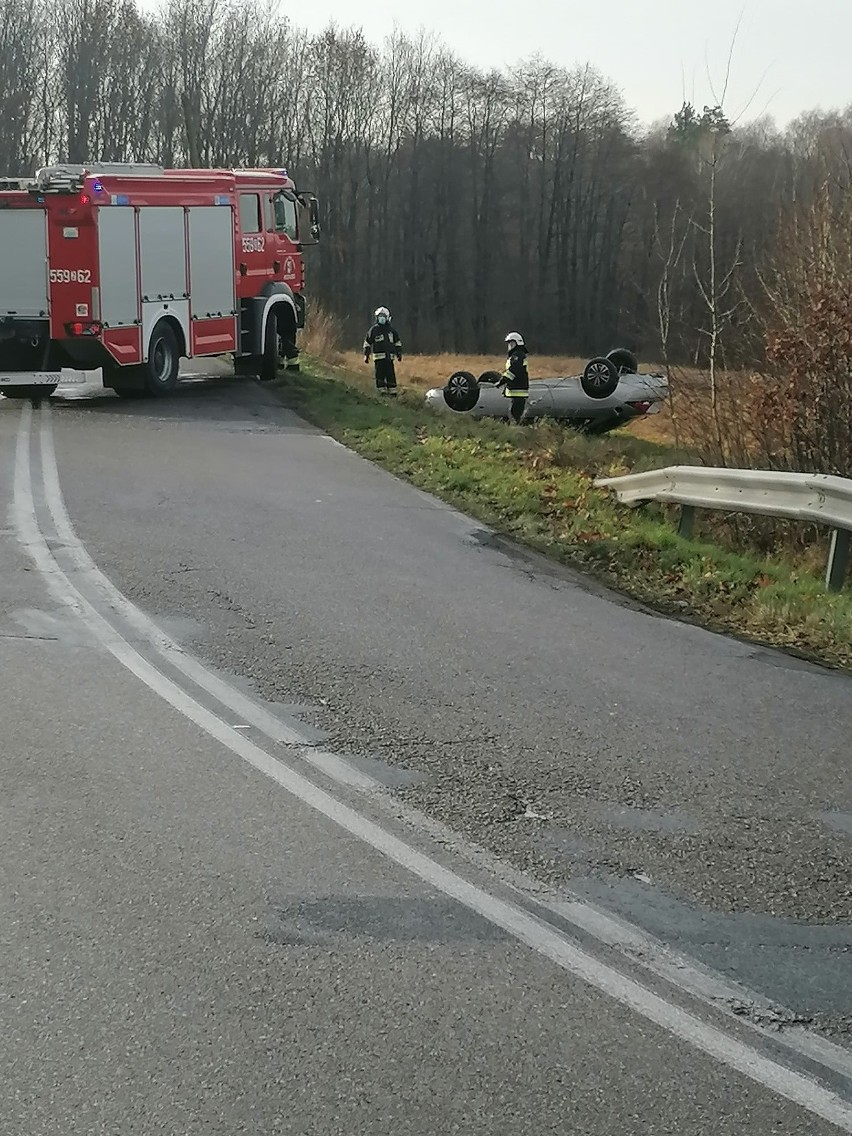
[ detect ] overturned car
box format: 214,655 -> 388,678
424,349 -> 669,434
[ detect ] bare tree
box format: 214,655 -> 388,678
0,0 -> 850,373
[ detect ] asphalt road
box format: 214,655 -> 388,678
1,370 -> 850,1133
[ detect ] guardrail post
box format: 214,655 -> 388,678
678,504 -> 695,539
826,528 -> 851,593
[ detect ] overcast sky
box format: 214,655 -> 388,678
290,0 -> 848,129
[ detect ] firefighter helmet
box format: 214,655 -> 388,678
505,332 -> 524,348
375,306 -> 391,323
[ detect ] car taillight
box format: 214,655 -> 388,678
627,400 -> 652,414
66,321 -> 102,337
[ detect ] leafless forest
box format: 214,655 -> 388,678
2,0 -> 852,470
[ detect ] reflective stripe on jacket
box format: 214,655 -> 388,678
502,346 -> 529,392
364,323 -> 403,360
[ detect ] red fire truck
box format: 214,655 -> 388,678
0,163 -> 320,399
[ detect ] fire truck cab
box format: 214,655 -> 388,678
0,162 -> 320,399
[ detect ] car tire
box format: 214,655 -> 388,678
478,370 -> 502,384
606,347 -> 638,375
1,384 -> 58,400
443,370 -> 480,412
582,357 -> 620,399
142,321 -> 180,397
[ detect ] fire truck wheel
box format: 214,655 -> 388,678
143,321 -> 180,396
259,313 -> 280,382
1,384 -> 58,400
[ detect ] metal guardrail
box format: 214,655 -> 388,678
595,465 -> 852,592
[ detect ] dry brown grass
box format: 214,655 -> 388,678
299,304 -> 346,362
626,366 -> 779,459
338,350 -> 589,390
665,368 -> 776,464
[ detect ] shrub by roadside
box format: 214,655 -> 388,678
273,358 -> 852,671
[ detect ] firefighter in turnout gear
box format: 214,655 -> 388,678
500,332 -> 529,423
364,307 -> 403,395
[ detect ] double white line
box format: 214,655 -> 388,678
11,400 -> 852,1131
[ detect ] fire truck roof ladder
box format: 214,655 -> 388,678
33,163 -> 165,192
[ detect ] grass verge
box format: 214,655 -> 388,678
273,358 -> 852,671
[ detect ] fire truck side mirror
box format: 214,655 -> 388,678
297,193 -> 321,246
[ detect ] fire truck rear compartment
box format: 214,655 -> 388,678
0,207 -> 92,376
0,209 -> 49,321
0,209 -> 55,374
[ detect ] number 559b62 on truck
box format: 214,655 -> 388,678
0,162 -> 320,399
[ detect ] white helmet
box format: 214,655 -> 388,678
505,332 -> 524,348
375,306 -> 391,321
